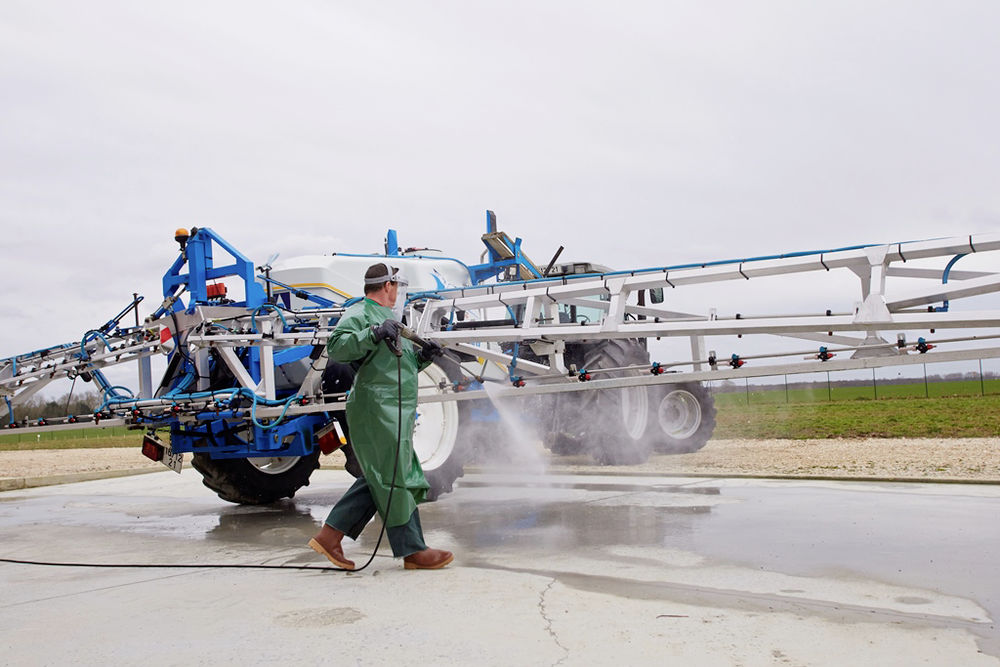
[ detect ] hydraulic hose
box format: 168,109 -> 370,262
250,304 -> 290,333
78,330 -> 113,359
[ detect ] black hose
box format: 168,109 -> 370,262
0,558 -> 343,571
344,346 -> 403,572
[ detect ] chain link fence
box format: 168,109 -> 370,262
710,358 -> 1000,406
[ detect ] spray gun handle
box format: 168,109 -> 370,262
385,335 -> 403,357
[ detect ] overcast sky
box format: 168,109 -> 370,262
3,1 -> 1000,374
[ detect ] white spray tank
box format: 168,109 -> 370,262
263,231 -> 476,310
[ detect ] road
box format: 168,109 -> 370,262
1,469 -> 998,665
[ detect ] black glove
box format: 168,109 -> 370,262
418,340 -> 444,363
371,319 -> 403,343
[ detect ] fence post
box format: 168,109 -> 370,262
784,375 -> 789,403
981,359 -> 986,396
924,363 -> 929,398
826,371 -> 832,402
744,377 -> 750,406
872,368 -> 878,400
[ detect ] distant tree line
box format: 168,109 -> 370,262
6,391 -> 103,421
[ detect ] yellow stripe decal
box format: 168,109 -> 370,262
272,283 -> 353,299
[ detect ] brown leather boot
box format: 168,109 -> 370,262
308,524 -> 355,570
403,548 -> 454,570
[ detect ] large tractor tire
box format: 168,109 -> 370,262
191,353 -> 478,504
325,354 -> 474,498
543,339 -> 653,465
324,352 -> 477,501
413,353 -> 482,500
541,391 -> 588,456
542,342 -> 717,462
191,450 -> 321,505
583,339 -> 654,465
649,382 -> 716,454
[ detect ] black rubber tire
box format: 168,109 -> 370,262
191,449 -> 321,505
415,353 -> 481,501
322,351 -> 472,501
649,382 -> 716,454
423,454 -> 464,502
321,361 -> 362,478
545,339 -> 654,465
544,431 -> 588,456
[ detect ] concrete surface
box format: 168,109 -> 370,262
0,466 -> 163,492
1,468 -> 998,665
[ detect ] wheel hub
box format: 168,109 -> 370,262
246,456 -> 300,475
413,364 -> 459,471
658,389 -> 702,440
620,386 -> 649,441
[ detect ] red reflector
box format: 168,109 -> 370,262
318,430 -> 343,455
160,327 -> 172,344
142,434 -> 165,462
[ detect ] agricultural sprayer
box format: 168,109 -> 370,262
3,213 -> 999,503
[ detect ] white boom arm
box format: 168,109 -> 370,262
4,233 -> 1000,427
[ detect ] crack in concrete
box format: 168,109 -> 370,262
539,578 -> 569,666
484,561 -> 1000,659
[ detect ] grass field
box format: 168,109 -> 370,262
713,394 -> 1000,439
0,426 -> 143,451
3,381 -> 999,450
706,378 -> 1000,438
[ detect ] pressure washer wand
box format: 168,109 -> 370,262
393,326 -> 484,384
398,325 -> 430,350
382,325 -> 424,358
397,325 -> 485,381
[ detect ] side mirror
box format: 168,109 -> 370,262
648,288 -> 664,304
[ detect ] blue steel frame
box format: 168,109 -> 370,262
155,219 -> 520,461
156,227 -> 268,315
150,228 -> 328,460
466,210 -> 544,284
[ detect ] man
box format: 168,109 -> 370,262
308,262 -> 454,570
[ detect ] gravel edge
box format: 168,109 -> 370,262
2,438 -> 999,491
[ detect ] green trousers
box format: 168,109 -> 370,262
325,476 -> 427,558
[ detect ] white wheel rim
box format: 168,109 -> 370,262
413,364 -> 459,471
620,386 -> 648,441
246,456 -> 299,474
658,390 -> 702,440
